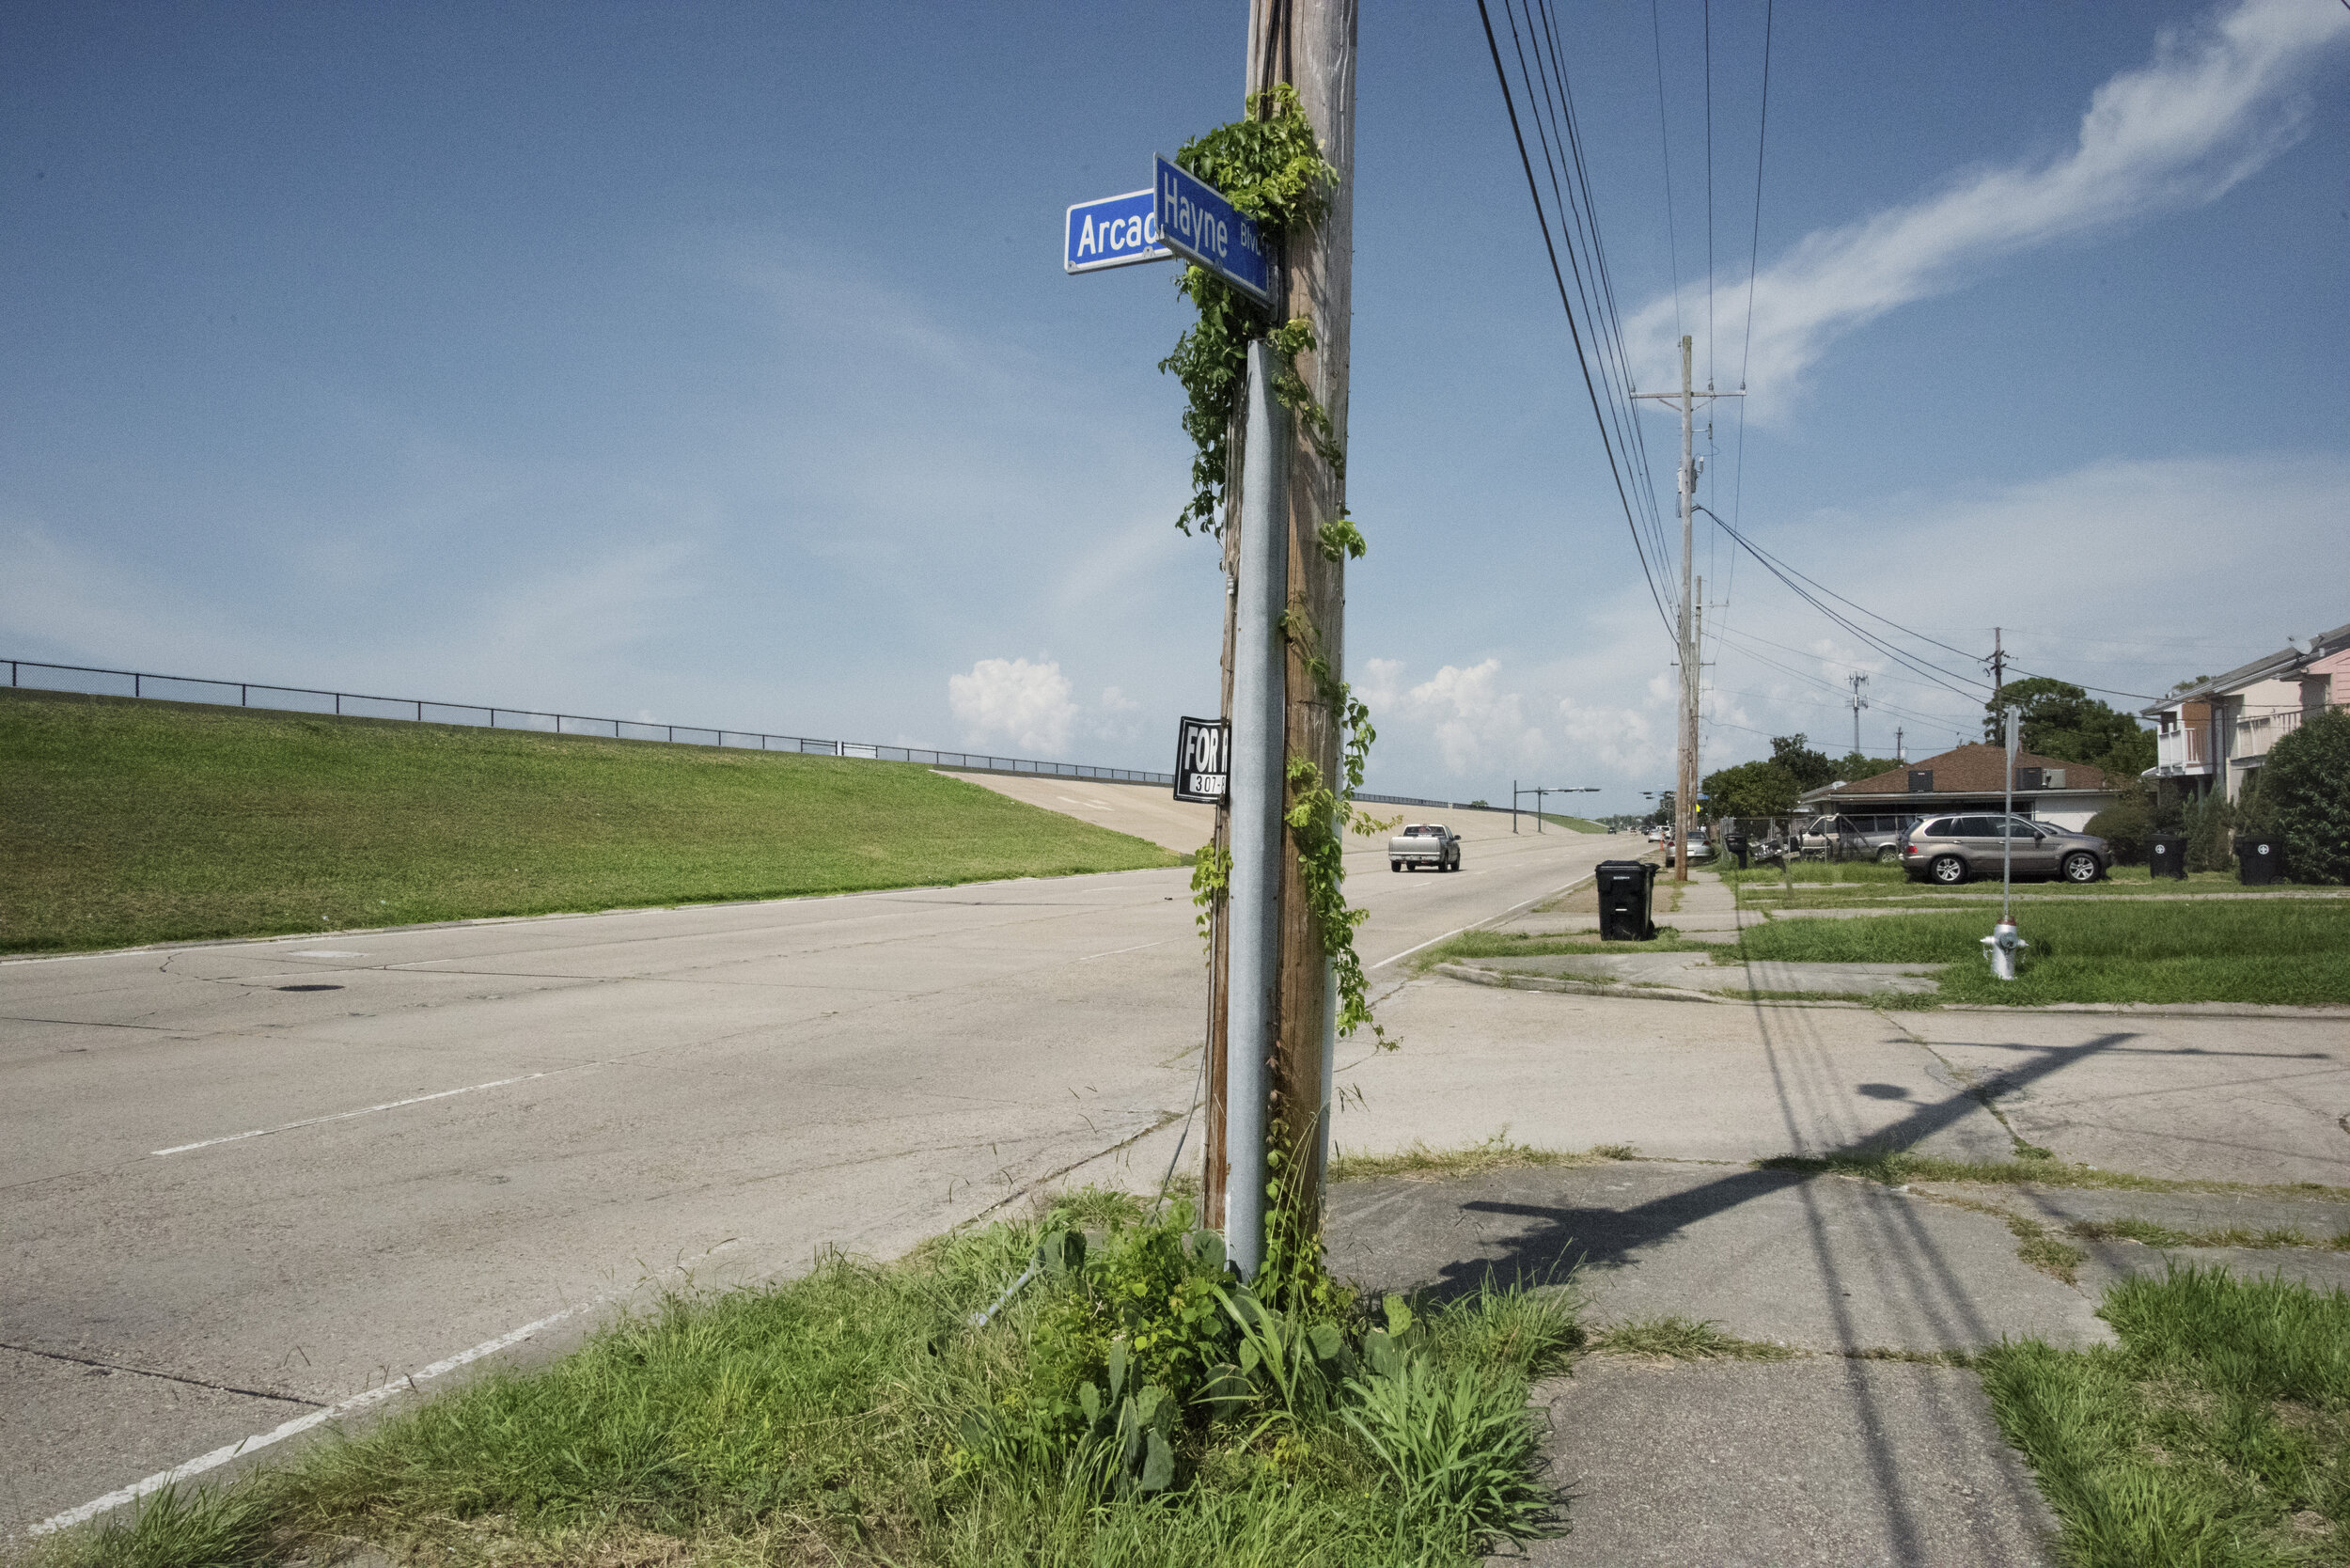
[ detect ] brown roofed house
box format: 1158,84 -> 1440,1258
1795,744 -> 2125,834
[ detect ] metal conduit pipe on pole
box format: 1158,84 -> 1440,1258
1222,338 -> 1289,1280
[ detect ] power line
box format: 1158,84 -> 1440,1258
1726,0 -> 1773,621
1698,507 -> 1992,700
1528,3 -> 1676,546
1476,0 -> 1676,642
1712,623 -> 1975,703
1649,0 -> 1683,346
1515,0 -> 1678,594
1708,634 -> 1966,730
1698,506 -> 1989,679
1702,0 -> 1715,397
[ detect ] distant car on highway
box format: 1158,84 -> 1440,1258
1899,814 -> 2112,885
1389,823 -> 1462,872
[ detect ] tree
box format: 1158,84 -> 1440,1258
1982,677 -> 2154,778
1832,750 -> 1899,783
1703,760 -> 1800,821
2245,708 -> 2350,885
1769,734 -> 1836,792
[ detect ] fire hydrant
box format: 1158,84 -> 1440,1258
1982,920 -> 2028,981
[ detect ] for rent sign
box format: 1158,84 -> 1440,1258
1173,715 -> 1230,805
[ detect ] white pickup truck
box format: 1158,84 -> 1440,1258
1388,823 -> 1463,872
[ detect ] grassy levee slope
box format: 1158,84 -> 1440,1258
1,689 -> 1178,954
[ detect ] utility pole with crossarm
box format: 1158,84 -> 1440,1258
1634,337 -> 1740,884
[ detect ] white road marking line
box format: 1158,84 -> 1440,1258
1078,937 -> 1177,962
290,950 -> 367,958
1368,871 -> 1599,970
150,1072 -> 557,1156
30,1232 -> 745,1537
28,1301 -> 588,1535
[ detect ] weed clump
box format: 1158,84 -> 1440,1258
46,1191 -> 1581,1568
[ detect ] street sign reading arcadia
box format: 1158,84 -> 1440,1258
1174,715 -> 1230,804
1153,156 -> 1271,306
1064,188 -> 1173,274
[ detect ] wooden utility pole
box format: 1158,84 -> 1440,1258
1632,338 -> 1738,886
1674,337 -> 1696,884
1203,0 -> 1355,1264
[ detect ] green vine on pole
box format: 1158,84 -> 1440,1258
1159,86 -> 1340,537
1278,609 -> 1395,1051
1167,87 -> 1391,1055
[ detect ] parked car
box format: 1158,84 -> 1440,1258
1389,823 -> 1462,872
1797,812 -> 1913,863
1899,814 -> 2112,885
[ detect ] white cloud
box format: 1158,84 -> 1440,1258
1555,698 -> 1663,776
1635,0 -> 2350,410
948,656 -> 1078,755
1695,451 -> 2350,760
1360,657 -> 1547,778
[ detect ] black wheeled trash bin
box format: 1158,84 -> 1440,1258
2234,835 -> 2283,886
1724,830 -> 1749,870
1596,859 -> 1658,942
2148,832 -> 2186,880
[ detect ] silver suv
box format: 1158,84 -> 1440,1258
1797,812 -> 1911,863
1900,814 -> 2113,886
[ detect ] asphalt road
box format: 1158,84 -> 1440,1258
0,797 -> 1626,1537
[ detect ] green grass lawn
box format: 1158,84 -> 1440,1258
1416,928 -> 1716,968
40,1192 -> 1579,1568
1726,861 -> 2342,905
1735,900 -> 2350,1007
1,690 -> 1178,953
1983,1264 -> 2350,1567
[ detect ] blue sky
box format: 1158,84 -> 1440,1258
6,1 -> 2346,810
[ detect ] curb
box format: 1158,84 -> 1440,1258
1432,962 -> 1879,1011
1431,963 -> 2350,1021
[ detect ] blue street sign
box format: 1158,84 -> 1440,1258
1153,155 -> 1271,306
1064,188 -> 1173,274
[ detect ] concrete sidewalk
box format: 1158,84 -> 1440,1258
1338,981 -> 2350,1186
1324,963 -> 2350,1566
1330,1161 -> 2350,1567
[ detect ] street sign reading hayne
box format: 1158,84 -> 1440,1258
1153,156 -> 1271,305
1062,163 -> 1272,308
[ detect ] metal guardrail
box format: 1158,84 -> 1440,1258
4,657 -> 1520,809
4,658 -> 1176,785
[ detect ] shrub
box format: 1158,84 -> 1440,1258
2255,707 -> 2350,885
2084,787 -> 2152,866
2182,791 -> 2234,873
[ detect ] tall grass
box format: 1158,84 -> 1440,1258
1,690 -> 1175,952
40,1198 -> 1580,1568
1982,1264 -> 2350,1567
